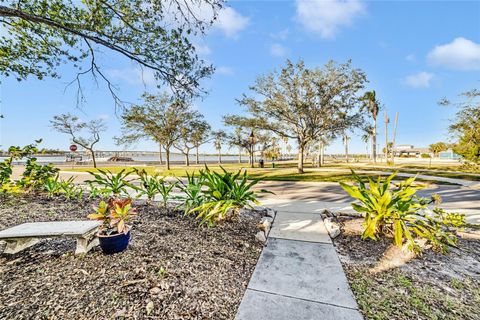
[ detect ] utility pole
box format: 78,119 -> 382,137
384,110 -> 389,163
391,112 -> 399,165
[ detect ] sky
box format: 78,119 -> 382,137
0,0 -> 479,155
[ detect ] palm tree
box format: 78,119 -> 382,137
362,125 -> 374,160
362,91 -> 380,163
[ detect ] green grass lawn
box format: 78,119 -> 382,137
61,163 -> 458,185
337,166 -> 480,181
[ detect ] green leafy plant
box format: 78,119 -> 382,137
20,158 -> 60,191
58,177 -> 83,201
86,182 -> 108,199
134,169 -> 162,203
44,175 -> 61,198
156,178 -> 178,208
176,171 -> 205,214
88,198 -> 137,235
0,158 -> 13,186
189,166 -> 271,226
340,171 -> 465,253
86,169 -> 135,197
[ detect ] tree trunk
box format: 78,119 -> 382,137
90,149 -> 97,168
344,133 -> 349,163
218,150 -> 222,164
159,144 -> 163,165
238,147 -> 242,163
297,144 -> 304,174
372,118 -> 377,163
165,148 -> 171,170
184,151 -> 190,166
195,146 -> 200,164
320,142 -> 325,166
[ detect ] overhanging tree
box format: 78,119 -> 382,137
0,0 -> 223,103
225,59 -> 367,173
50,113 -> 106,168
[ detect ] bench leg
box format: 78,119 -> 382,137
75,236 -> 99,255
4,238 -> 40,254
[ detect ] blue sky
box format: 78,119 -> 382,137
1,0 -> 479,154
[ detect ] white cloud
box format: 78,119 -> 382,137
97,114 -> 110,121
427,37 -> 480,71
270,28 -> 290,40
214,7 -> 249,38
106,67 -> 156,86
406,54 -> 416,62
216,66 -> 234,75
405,72 -> 434,89
165,3 -> 248,38
193,43 -> 211,56
270,43 -> 289,57
295,0 -> 366,38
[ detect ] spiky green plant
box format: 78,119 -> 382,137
340,170 -> 465,253
176,171 -> 205,214
86,169 -> 135,197
189,166 -> 272,226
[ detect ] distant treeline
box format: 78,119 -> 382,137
0,149 -> 68,157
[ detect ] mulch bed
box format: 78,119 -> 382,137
0,195 -> 263,320
333,216 -> 480,320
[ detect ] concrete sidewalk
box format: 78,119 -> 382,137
236,199 -> 363,320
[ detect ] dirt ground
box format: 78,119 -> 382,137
333,217 -> 480,320
0,195 -> 263,320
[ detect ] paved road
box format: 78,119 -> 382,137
11,167 -> 480,211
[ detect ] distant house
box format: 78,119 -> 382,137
393,145 -> 430,157
439,149 -> 462,160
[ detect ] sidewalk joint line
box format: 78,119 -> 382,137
269,236 -> 332,245
247,288 -> 359,311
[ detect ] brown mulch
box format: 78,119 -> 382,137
0,195 -> 263,320
332,216 -> 480,320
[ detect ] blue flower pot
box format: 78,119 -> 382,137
98,230 -> 131,254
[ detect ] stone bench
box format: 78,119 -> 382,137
0,221 -> 101,255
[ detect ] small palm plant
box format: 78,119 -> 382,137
86,169 -> 135,197
156,179 -> 177,208
189,166 -> 271,226
176,171 -> 205,214
340,170 -> 465,253
134,169 -> 162,203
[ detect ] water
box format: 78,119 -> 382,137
0,154 -> 245,164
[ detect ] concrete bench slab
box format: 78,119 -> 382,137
236,289 -> 363,320
0,221 -> 101,255
247,238 -> 358,310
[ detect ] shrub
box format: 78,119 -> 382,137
340,170 -> 465,253
189,167 -> 271,226
420,153 -> 431,158
0,158 -> 13,186
86,169 -> 135,197
1,141 -> 58,195
20,158 -> 59,191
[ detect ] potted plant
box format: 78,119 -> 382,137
88,198 -> 137,254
